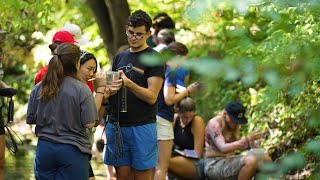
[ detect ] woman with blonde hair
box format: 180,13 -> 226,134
205,101 -> 272,180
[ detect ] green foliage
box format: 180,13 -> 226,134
0,0 -> 104,119
107,1 -> 320,176
306,140 -> 320,153
180,0 -> 320,177
280,152 -> 305,173
1,0 -> 320,177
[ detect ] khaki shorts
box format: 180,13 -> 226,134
205,155 -> 244,180
156,115 -> 174,140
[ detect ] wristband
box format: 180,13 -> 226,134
243,136 -> 250,143
96,91 -> 104,95
243,137 -> 249,150
245,136 -> 250,144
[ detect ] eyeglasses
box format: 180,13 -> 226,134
126,30 -> 146,40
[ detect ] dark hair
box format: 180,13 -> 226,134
157,28 -> 175,45
166,41 -> 189,56
126,10 -> 152,31
40,43 -> 81,101
176,97 -> 196,112
80,50 -> 97,73
48,41 -> 62,54
153,12 -> 170,20
152,12 -> 175,35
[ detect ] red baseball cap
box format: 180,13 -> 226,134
52,30 -> 77,44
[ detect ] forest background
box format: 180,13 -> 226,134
1,0 -> 320,178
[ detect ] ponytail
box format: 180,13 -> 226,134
40,43 -> 80,101
40,55 -> 64,101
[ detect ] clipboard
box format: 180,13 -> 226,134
174,149 -> 198,159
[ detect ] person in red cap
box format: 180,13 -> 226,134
204,101 -> 272,180
52,30 -> 78,44
62,23 -> 89,46
34,30 -> 77,85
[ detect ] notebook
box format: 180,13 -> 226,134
174,149 -> 198,159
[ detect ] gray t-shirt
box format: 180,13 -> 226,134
27,76 -> 98,155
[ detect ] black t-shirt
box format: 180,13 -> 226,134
108,47 -> 165,126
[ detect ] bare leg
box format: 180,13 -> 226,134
101,125 -> 117,180
168,156 -> 198,179
154,140 -> 173,180
115,166 -> 132,180
107,165 -> 116,180
103,150 -> 116,180
134,168 -> 154,180
238,155 -> 258,180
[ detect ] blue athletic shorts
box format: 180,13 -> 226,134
104,122 -> 158,170
35,138 -> 89,180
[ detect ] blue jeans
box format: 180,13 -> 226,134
104,122 -> 158,170
35,139 -> 89,180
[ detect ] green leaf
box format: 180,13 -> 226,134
140,53 -> 168,66
308,111 -> 320,128
279,152 -> 305,173
306,140 -> 320,153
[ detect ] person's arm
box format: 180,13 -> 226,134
26,88 -> 38,124
93,91 -> 107,127
172,114 -> 178,128
184,74 -> 190,87
191,115 -> 205,158
94,87 -> 105,109
97,82 -> 122,120
84,122 -> 96,128
120,70 -> 163,105
207,122 -> 247,154
92,73 -> 107,126
164,82 -> 200,106
0,81 -> 8,89
164,85 -> 187,106
81,85 -> 101,128
205,148 -> 234,157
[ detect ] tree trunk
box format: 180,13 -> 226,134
86,0 -> 130,63
0,26 -> 4,61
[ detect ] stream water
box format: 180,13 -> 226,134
4,145 -> 108,180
